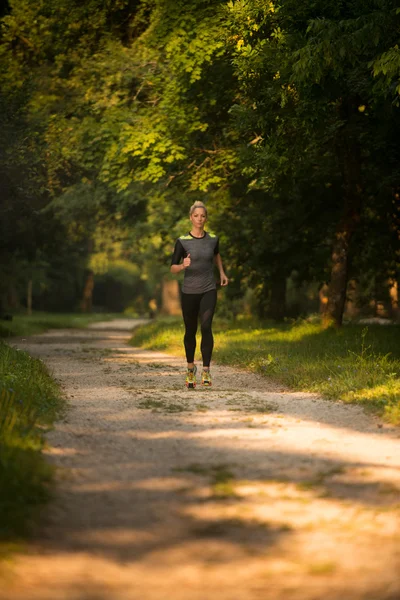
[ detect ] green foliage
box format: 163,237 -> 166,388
0,341 -> 64,538
373,44 -> 400,100
1,0 -> 399,320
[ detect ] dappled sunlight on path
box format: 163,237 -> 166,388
2,319 -> 400,600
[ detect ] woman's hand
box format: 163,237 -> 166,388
220,272 -> 229,286
214,254 -> 228,286
182,253 -> 191,269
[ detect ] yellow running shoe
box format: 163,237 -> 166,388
201,369 -> 212,387
185,365 -> 197,389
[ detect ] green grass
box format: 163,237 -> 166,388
0,311 -> 121,338
0,341 -> 65,544
173,463 -> 238,498
137,397 -> 190,412
130,317 -> 400,424
307,561 -> 337,575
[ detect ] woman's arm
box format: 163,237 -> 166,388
170,263 -> 184,274
170,239 -> 190,274
170,253 -> 191,274
214,253 -> 229,286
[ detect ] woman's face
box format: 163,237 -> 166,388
190,208 -> 207,229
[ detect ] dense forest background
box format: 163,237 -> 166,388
1,0 -> 399,325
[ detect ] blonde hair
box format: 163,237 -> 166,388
189,201 -> 208,217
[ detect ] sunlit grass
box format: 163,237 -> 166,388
0,311 -> 122,338
130,317 -> 400,424
0,341 -> 64,543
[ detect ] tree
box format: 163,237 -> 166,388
1,0 -> 399,322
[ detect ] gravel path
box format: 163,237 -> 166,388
2,319 -> 400,600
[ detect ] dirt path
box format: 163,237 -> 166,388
2,319 -> 400,600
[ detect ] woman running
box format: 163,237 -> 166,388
170,201 -> 228,388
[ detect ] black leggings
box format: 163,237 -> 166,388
181,289 -> 217,367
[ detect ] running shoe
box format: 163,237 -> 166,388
185,365 -> 197,389
201,370 -> 212,387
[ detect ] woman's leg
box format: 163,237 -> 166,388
199,289 -> 217,368
181,292 -> 201,365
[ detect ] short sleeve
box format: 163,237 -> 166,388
214,237 -> 220,255
171,239 -> 185,265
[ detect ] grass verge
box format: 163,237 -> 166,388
0,312 -> 121,338
0,341 -> 64,546
130,317 -> 400,424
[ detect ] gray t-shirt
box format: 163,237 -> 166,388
171,232 -> 220,294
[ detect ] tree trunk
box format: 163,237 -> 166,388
325,217 -> 356,327
80,270 -> 94,313
326,101 -> 363,327
344,279 -> 359,319
388,278 -> 399,322
319,283 -> 329,315
27,279 -> 32,316
161,278 -> 181,316
7,283 -> 19,310
268,273 -> 286,321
